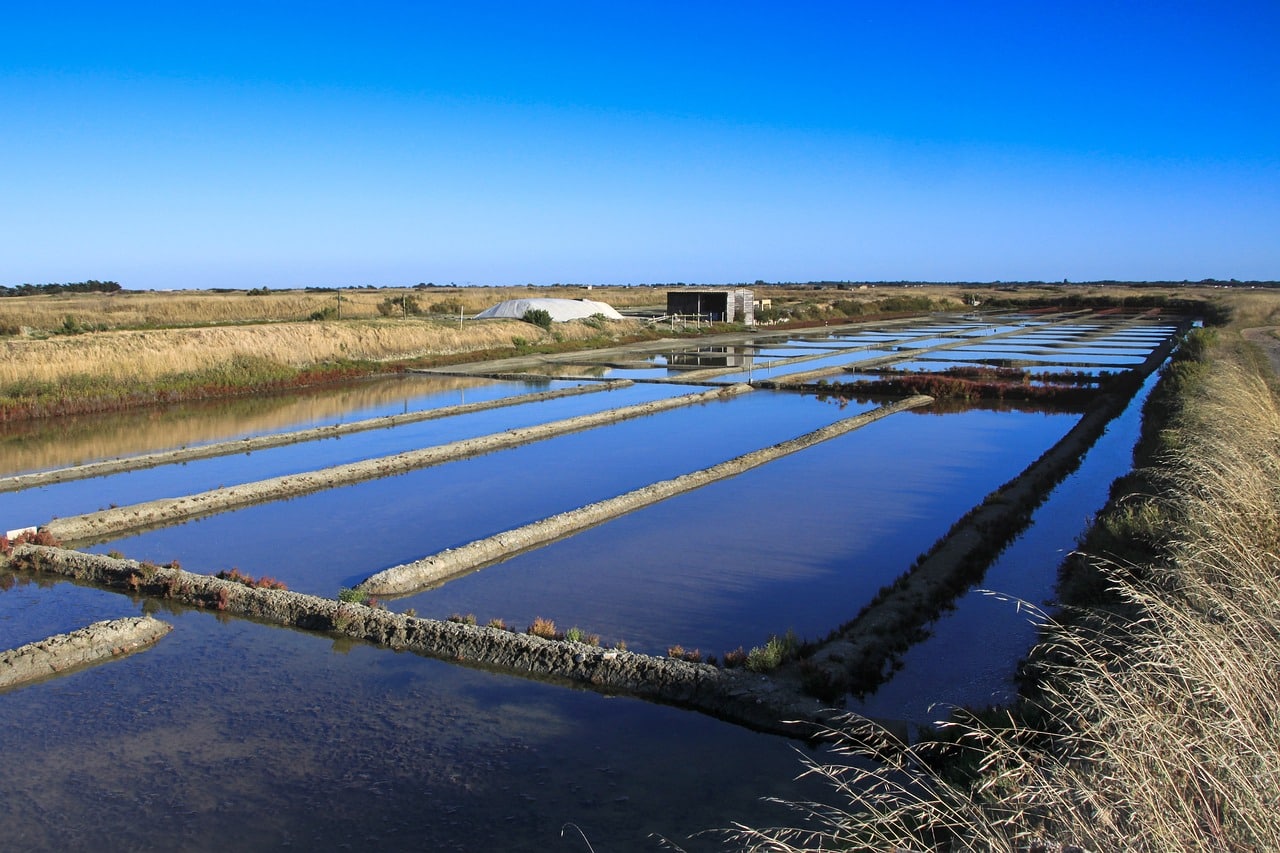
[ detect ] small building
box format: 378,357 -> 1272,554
665,289 -> 755,324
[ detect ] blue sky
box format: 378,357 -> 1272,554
2,1 -> 1277,289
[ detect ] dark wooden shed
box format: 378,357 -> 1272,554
665,289 -> 755,324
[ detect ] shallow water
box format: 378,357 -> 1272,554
0,373 -> 541,478
853,366 -> 1162,724
0,311 -> 1182,850
0,591 -> 820,851
0,381 -> 690,527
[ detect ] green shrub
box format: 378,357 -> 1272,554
522,308 -> 553,330
428,297 -> 465,315
745,630 -> 800,672
377,295 -> 422,316
337,587 -> 367,604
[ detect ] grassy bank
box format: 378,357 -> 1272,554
0,316 -> 651,421
730,296 -> 1280,850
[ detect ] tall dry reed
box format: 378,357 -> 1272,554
726,327 -> 1280,851
0,317 -> 636,387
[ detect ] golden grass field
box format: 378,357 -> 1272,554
0,285 -> 664,332
0,282 -> 1217,383
0,316 -> 643,387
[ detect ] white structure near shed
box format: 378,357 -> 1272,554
473,298 -> 624,322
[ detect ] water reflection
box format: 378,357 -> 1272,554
0,374 -> 526,477
0,310 -> 1183,849
0,598 -> 818,851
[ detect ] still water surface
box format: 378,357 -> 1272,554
0,314 -> 1176,850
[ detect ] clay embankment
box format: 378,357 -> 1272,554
0,615 -> 171,690
6,545 -> 836,737
0,380 -> 631,493
794,322 -> 1190,696
359,394 -> 936,596
42,384 -> 751,545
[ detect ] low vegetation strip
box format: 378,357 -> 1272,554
0,380 -> 631,492
358,394 -> 935,596
41,384 -> 752,545
0,615 -> 171,690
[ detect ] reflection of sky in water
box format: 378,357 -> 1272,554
853,367 -> 1160,725
716,349 -> 897,382
0,593 -> 818,850
0,383 -> 694,526
91,393 -> 878,592
0,573 -> 134,649
0,374 -> 549,478
889,360 -> 1112,375
90,401 -> 1075,658
405,408 -> 1078,656
0,315 -> 1182,848
942,349 -> 1146,365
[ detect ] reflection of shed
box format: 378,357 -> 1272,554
666,289 -> 755,324
667,346 -> 753,369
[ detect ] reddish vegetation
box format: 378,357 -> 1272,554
666,644 -> 704,664
214,567 -> 288,590
0,529 -> 60,556
527,616 -> 559,640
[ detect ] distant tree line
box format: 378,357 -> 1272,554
0,280 -> 122,297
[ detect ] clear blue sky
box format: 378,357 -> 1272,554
3,1 -> 1277,289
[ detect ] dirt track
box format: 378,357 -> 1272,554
1243,327 -> 1280,375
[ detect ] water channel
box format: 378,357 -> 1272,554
0,311 -> 1177,850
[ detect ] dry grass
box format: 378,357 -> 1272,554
727,309 -> 1280,851
0,285 -> 664,332
0,316 -> 639,387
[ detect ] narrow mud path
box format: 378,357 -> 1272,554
42,384 -> 751,545
0,380 -> 631,492
359,394 -> 936,596
0,615 -> 171,690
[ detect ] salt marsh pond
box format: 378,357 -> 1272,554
0,310 -> 1181,850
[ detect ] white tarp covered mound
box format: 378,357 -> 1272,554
474,297 -> 624,323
